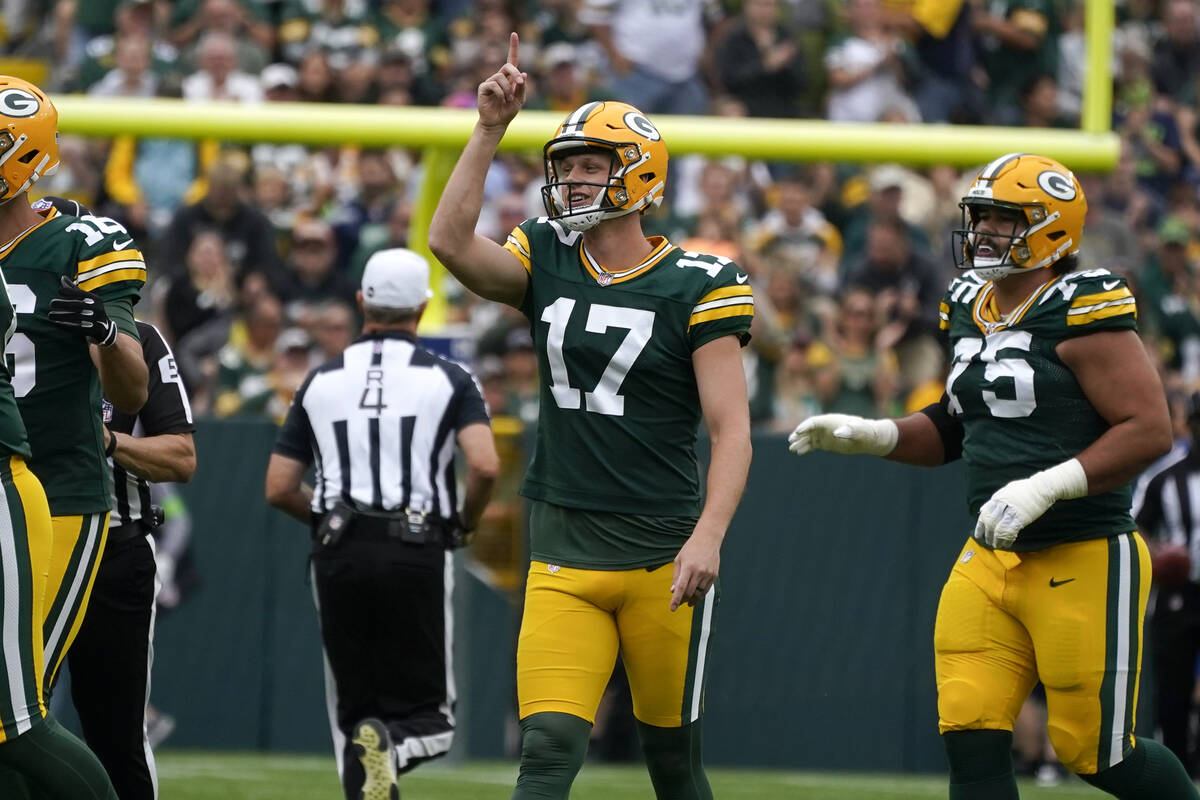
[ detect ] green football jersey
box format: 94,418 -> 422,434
940,267 -> 1138,551
0,272 -> 30,459
0,208 -> 145,515
504,217 -> 753,567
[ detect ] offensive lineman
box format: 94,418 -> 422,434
0,74 -> 118,799
429,34 -> 753,800
788,153 -> 1199,799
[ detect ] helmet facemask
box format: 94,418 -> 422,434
541,139 -> 657,232
952,200 -> 1063,281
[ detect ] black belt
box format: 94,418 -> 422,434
313,505 -> 450,547
108,520 -> 151,544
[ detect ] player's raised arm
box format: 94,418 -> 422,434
428,32 -> 531,309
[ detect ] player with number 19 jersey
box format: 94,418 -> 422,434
0,204 -> 145,514
503,216 -> 754,568
940,267 -> 1137,550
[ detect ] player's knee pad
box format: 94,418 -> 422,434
1045,723 -> 1085,773
514,712 -> 591,799
637,720 -> 712,800
942,729 -> 1014,786
938,679 -> 987,730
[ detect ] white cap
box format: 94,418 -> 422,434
261,63 -> 298,91
361,248 -> 433,310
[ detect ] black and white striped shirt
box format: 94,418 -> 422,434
105,322 -> 196,526
274,331 -> 489,517
1134,447 -> 1200,583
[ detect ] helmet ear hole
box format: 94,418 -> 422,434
17,149 -> 38,164
640,173 -> 655,184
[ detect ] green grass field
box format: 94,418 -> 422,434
156,751 -> 1110,799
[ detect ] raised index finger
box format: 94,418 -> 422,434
507,31 -> 519,67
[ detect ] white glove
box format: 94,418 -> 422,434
974,458 -> 1088,549
787,414 -> 899,457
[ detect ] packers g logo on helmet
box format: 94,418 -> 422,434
541,101 -> 668,232
952,152 -> 1087,281
0,76 -> 59,204
0,88 -> 40,118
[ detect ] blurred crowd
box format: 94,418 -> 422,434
3,0 -> 1200,435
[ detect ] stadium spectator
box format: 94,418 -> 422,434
347,198 -> 412,283
160,156 -> 282,284
211,292 -> 286,418
294,47 -> 339,102
181,30 -> 263,102
328,149 -> 402,266
162,229 -> 238,346
823,0 -> 917,123
1016,72 -> 1072,129
86,33 -> 159,97
277,0 -> 379,72
173,0 -> 271,76
1151,0 -> 1200,106
579,0 -> 716,115
714,0 -> 807,119
373,0 -> 451,88
973,0 -> 1060,125
72,0 -> 177,92
1140,217 -> 1200,386
840,163 -> 933,266
806,285 -> 900,417
886,0 -> 981,124
275,218 -> 358,312
169,0 -> 273,61
309,299 -> 358,360
748,168 -> 842,295
526,42 -> 603,114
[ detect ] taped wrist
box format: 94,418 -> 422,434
1034,458 -> 1088,502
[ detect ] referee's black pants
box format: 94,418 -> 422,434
312,533 -> 454,797
1151,581 -> 1200,774
68,525 -> 157,800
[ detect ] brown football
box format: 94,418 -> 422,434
1153,544 -> 1192,588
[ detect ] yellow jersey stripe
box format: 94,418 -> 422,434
688,304 -> 755,328
503,231 -> 532,273
696,285 -> 753,305
76,249 -> 145,278
1070,287 -> 1133,308
1066,297 -> 1137,326
77,267 -> 147,292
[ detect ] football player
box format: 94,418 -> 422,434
789,153 -> 1199,799
0,76 -> 119,799
429,34 -> 753,800
0,77 -> 148,699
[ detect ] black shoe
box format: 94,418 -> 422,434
351,718 -> 400,800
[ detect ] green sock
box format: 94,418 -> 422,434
1080,737 -> 1200,799
943,730 -> 1019,800
511,712 -> 592,800
0,765 -> 32,799
0,715 -> 116,800
636,719 -> 712,800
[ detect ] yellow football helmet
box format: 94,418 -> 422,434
953,152 -> 1086,280
541,101 -> 667,232
0,76 -> 58,204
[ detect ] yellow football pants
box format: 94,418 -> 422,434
935,533 -> 1150,774
517,561 -> 716,727
0,457 -> 52,742
39,512 -> 108,692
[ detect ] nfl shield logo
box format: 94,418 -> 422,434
101,400 -> 113,423
596,272 -> 612,287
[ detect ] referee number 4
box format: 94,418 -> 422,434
540,297 -> 653,417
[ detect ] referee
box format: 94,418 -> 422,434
1134,392 -> 1200,775
68,319 -> 197,800
265,248 -> 499,800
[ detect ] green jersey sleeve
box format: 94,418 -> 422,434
682,253 -> 754,350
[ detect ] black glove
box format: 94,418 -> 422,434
442,514 -> 475,550
48,276 -> 118,346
